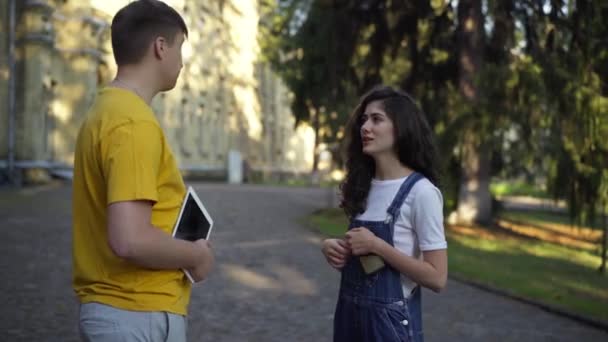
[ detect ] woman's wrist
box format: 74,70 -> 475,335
372,236 -> 388,256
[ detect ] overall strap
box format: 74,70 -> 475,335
384,172 -> 424,224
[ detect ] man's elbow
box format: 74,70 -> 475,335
108,233 -> 136,260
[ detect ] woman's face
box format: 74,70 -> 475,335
360,100 -> 396,157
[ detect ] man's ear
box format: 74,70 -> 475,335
153,37 -> 166,60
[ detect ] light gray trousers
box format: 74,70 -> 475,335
79,302 -> 187,342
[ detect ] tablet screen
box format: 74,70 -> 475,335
174,192 -> 211,242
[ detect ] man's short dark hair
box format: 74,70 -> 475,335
111,0 -> 188,66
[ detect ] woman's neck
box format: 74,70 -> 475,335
373,153 -> 413,180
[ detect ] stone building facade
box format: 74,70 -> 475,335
0,0 -> 315,183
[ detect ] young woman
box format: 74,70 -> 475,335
322,85 -> 447,342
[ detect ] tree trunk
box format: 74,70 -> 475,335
311,106 -> 320,173
599,201 -> 607,274
456,0 -> 492,224
457,135 -> 493,224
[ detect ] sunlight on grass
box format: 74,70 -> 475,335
449,225 -> 601,269
501,210 -> 604,232
560,278 -> 608,300
496,219 -> 599,250
446,235 -> 608,321
517,243 -> 601,269
448,233 -> 510,253
491,181 -> 549,198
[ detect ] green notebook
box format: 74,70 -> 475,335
360,255 -> 385,274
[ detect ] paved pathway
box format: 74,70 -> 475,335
1,182 -> 607,341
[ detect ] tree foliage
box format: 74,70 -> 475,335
259,0 -> 608,270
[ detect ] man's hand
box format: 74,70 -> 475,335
345,227 -> 382,256
321,238 -> 351,270
188,239 -> 214,282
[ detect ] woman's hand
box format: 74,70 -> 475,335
345,227 -> 382,256
321,238 -> 351,270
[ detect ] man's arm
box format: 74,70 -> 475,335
107,200 -> 212,272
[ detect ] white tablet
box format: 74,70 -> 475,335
171,186 -> 214,283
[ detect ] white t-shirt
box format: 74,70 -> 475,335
356,175 -> 447,297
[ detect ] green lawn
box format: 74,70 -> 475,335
307,208 -> 608,322
500,209 -> 605,231
447,230 -> 608,320
490,181 -> 550,198
309,208 -> 350,237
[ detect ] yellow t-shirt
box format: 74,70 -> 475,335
72,87 -> 190,315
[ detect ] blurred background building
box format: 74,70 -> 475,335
0,0 -> 317,184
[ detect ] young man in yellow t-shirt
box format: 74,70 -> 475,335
72,1 -> 214,340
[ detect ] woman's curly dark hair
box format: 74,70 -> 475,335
340,85 -> 440,218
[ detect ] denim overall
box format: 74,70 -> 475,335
334,172 -> 424,342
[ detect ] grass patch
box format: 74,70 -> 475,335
500,209 -> 605,231
491,181 -> 549,198
447,228 -> 608,320
309,208 -> 348,237
307,208 -> 608,322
